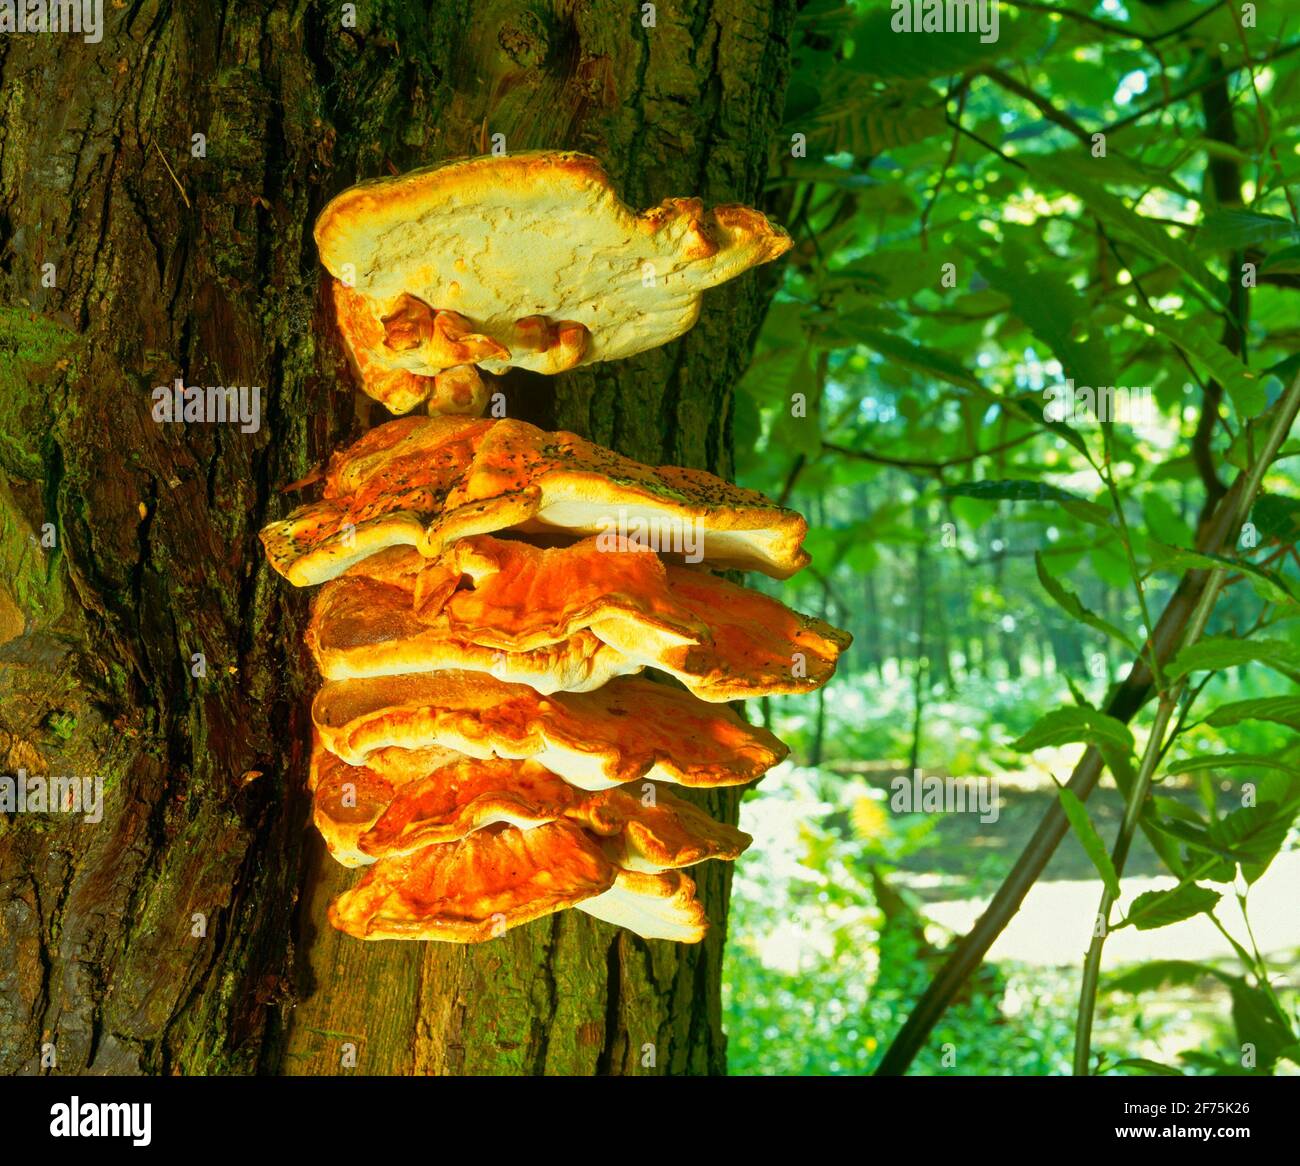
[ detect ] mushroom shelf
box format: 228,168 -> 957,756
260,152 -> 850,944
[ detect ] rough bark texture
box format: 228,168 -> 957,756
0,0 -> 795,1075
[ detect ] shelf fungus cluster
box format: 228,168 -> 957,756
260,152 -> 850,945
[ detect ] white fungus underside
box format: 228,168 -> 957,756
333,186 -> 770,370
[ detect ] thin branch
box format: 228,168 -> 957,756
1192,55 -> 1251,527
822,430 -> 1038,471
1074,690 -> 1178,1074
998,0 -> 1135,40
983,67 -> 1093,147
1107,41 -> 1300,137
999,0 -> 1228,47
944,115 -> 1027,172
777,452 -> 806,509
1096,223 -> 1211,396
920,79 -> 970,247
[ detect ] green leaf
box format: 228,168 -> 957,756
1109,1058 -> 1185,1077
1150,796 -> 1207,827
1055,783 -> 1120,900
1260,242 -> 1300,275
1226,396 -> 1300,472
1150,817 -> 1237,861
815,305 -> 905,347
1166,753 -> 1300,779
1122,884 -> 1220,930
1251,495 -> 1300,545
1152,797 -> 1300,873
1142,492 -> 1194,548
1168,636 -> 1300,680
975,242 -> 1115,391
943,479 -> 1087,505
994,392 -> 1096,462
788,75 -> 950,157
1148,543 -> 1300,607
738,341 -> 810,407
824,251 -> 934,299
1012,707 -> 1135,754
857,92 -> 949,154
1211,799 -> 1300,881
1206,696 -> 1300,730
1276,1043 -> 1300,1067
1034,552 -> 1137,650
1060,498 -> 1115,529
1195,209 -> 1300,253
846,6 -> 1029,80
1126,303 -> 1266,416
1104,959 -> 1234,994
1089,542 -> 1133,589
1231,981 -> 1297,1070
1177,1051 -> 1253,1075
1024,159 -> 1227,305
856,329 -> 982,391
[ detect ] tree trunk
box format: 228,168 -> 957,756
0,0 -> 795,1076
989,516 -> 1020,680
862,553 -> 883,683
928,560 -> 953,690
907,488 -> 928,772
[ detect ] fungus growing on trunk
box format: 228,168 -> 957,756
307,571 -> 637,692
307,536 -> 849,699
328,817 -> 725,943
314,151 -> 791,413
579,869 -> 710,944
328,820 -> 616,942
314,737 -> 751,869
311,672 -> 790,789
258,151 -> 850,946
260,415 -> 810,585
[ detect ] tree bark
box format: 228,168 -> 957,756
907,488 -> 928,772
0,0 -> 795,1076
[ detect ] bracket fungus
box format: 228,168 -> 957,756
262,152 -> 850,946
260,415 -> 810,585
328,820 -> 618,942
315,151 -> 792,413
306,535 -> 849,699
312,672 -> 790,790
330,826 -> 713,944
312,735 -> 750,870
307,570 -> 638,692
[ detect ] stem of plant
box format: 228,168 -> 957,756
1072,693 -> 1176,1075
1072,374 -> 1300,1075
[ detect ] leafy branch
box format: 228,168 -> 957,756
876,368 -> 1300,1076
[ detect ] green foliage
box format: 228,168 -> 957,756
725,0 -> 1300,1077
1122,884 -> 1220,931
1035,552 -> 1137,649
1012,707 -> 1135,754
1056,784 -> 1122,900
